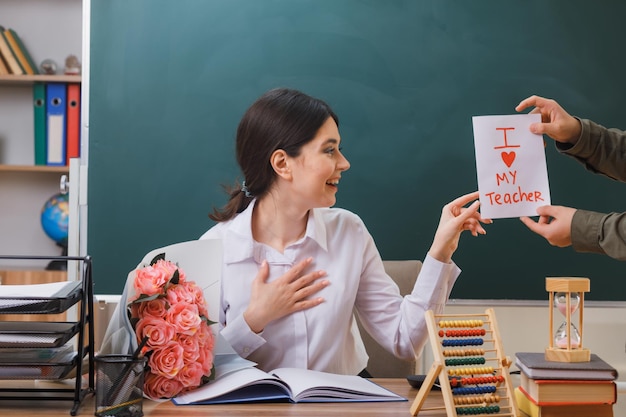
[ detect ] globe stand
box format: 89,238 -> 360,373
45,242 -> 68,271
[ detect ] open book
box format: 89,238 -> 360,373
172,354 -> 406,405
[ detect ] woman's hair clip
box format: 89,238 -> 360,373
241,181 -> 253,198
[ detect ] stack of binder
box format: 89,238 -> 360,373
34,82 -> 81,166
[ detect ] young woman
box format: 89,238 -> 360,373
201,87 -> 490,375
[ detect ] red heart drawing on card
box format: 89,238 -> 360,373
501,151 -> 516,167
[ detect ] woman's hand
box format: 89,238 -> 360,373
428,191 -> 492,263
243,257 -> 329,333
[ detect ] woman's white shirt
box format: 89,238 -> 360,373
200,200 -> 460,374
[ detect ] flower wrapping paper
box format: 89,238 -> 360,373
99,239 -> 225,400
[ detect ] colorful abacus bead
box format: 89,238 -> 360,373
444,357 -> 486,367
444,329 -> 486,337
452,385 -> 496,395
442,348 -> 486,357
438,319 -> 484,328
441,338 -> 484,347
447,366 -> 495,376
453,393 -> 500,405
455,405 -> 500,415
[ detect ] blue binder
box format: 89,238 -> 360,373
45,83 -> 67,166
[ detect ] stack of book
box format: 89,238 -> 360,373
514,352 -> 618,417
0,25 -> 38,75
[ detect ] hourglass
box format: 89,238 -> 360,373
545,277 -> 590,362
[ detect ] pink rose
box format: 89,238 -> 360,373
177,334 -> 200,363
133,262 -> 171,297
166,283 -> 195,305
148,341 -> 185,379
175,361 -> 205,389
196,321 -> 215,351
183,281 -> 207,307
197,345 -> 214,375
144,372 -> 184,400
138,298 -> 168,319
135,315 -> 176,348
166,302 -> 201,335
153,259 -> 185,283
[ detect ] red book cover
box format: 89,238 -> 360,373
66,83 -> 81,164
515,386 -> 614,417
519,371 -> 616,405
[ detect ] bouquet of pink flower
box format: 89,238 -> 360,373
128,253 -> 215,400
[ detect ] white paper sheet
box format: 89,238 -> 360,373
136,239 -> 223,325
133,239 -> 232,354
99,239 -> 235,357
472,114 -> 551,219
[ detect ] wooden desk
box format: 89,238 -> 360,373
0,378 -> 446,416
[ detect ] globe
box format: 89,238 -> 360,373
41,192 -> 69,245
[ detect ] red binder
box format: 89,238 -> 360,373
66,83 -> 81,164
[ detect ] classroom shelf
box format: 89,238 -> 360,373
0,75 -> 81,85
0,165 -> 69,173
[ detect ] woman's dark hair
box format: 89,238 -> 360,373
209,88 -> 339,222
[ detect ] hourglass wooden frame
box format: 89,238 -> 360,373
545,277 -> 590,363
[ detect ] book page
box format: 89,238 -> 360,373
213,353 -> 258,379
271,368 -> 405,402
172,366 -> 290,405
172,357 -> 405,405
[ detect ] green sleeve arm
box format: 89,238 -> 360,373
571,209 -> 626,261
556,118 -> 626,182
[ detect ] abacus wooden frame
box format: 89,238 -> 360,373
409,308 -> 518,417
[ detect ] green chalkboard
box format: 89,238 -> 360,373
88,0 -> 626,300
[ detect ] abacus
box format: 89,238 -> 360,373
410,308 -> 518,417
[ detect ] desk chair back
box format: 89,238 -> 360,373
356,260 -> 422,378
